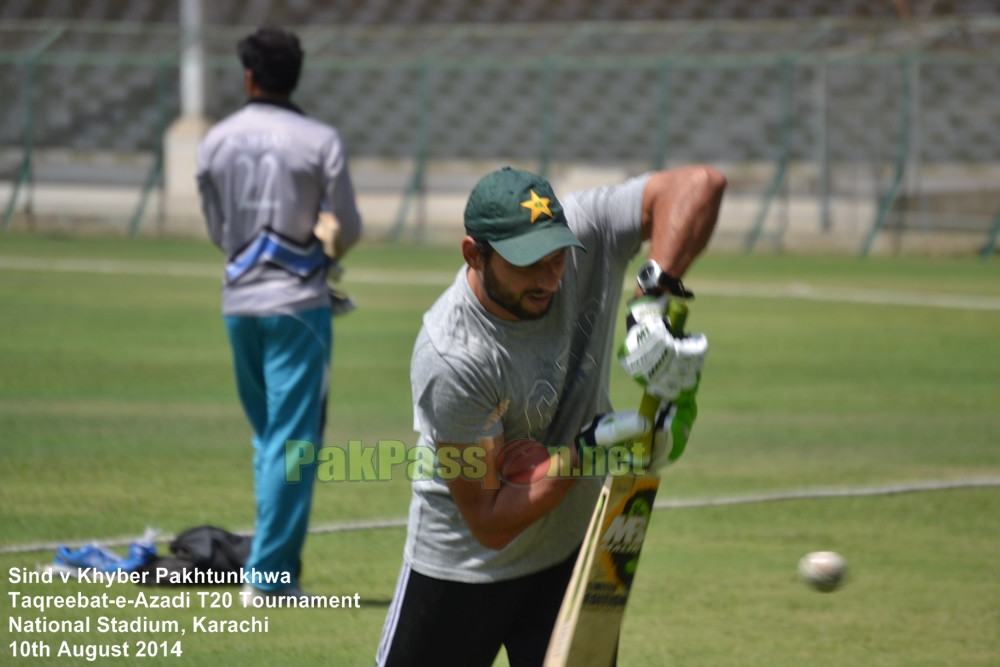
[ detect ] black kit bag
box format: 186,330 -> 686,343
169,525 -> 253,572
136,525 -> 252,586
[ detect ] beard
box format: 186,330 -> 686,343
481,259 -> 554,321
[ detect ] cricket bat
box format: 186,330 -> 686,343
544,298 -> 689,667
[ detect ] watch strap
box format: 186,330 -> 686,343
637,259 -> 694,299
658,272 -> 694,299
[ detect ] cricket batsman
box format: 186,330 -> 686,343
376,164 -> 724,666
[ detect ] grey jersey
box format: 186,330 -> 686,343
405,173 -> 650,583
196,99 -> 362,316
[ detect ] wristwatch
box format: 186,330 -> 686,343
636,259 -> 694,298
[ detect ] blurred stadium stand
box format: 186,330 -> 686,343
1,1 -> 998,256
3,0 -> 998,24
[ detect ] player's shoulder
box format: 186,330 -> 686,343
282,113 -> 344,154
412,315 -> 501,408
562,172 -> 650,233
417,279 -> 498,362
200,106 -> 254,143
202,105 -> 340,149
287,110 -> 338,133
563,172 -> 651,212
252,103 -> 340,136
197,114 -> 240,165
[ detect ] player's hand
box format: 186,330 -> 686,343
650,378 -> 700,470
314,210 -> 343,260
617,297 -> 707,401
575,411 -> 650,452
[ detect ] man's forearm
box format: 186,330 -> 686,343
641,165 -> 726,281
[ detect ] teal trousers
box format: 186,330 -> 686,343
225,306 -> 331,591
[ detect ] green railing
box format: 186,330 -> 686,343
1,23 -> 67,231
0,21 -> 178,235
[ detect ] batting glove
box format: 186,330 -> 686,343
650,378 -> 700,470
575,411 -> 651,452
617,297 -> 708,402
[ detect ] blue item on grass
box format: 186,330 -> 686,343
55,543 -> 123,571
54,540 -> 157,573
116,540 -> 157,572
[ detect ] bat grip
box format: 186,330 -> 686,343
666,298 -> 689,339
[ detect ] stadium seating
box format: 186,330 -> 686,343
1,0 -> 997,241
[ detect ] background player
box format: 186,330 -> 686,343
196,27 -> 362,600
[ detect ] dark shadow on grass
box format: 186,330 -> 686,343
360,598 -> 393,607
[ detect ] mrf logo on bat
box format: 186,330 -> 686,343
594,479 -> 659,596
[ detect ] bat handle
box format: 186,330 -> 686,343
666,298 -> 689,339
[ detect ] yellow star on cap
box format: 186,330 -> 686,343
520,189 -> 552,223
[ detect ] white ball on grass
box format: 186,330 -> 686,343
798,551 -> 847,592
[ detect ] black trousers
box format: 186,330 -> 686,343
376,548 -> 606,667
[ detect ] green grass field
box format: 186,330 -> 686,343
1,231 -> 998,666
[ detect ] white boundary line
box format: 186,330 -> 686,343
3,477 -> 998,555
0,256 -> 459,285
653,477 -> 1000,508
3,255 -> 1000,311
0,256 -> 219,279
688,280 -> 1000,312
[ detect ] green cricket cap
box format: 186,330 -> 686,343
464,166 -> 586,266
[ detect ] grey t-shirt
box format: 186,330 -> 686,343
405,173 -> 650,583
196,99 -> 362,316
